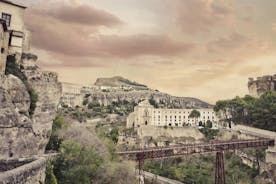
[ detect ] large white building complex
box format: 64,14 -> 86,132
127,100 -> 218,129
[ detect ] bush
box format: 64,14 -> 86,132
82,99 -> 89,106
53,140 -> 103,184
110,127 -> 119,143
45,161 -> 58,184
46,114 -> 67,151
199,127 -> 219,140
206,120 -> 213,128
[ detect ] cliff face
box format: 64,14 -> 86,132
0,54 -> 61,159
248,75 -> 276,97
86,90 -> 212,109
95,76 -> 149,90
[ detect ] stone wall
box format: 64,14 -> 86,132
0,157 -> 46,184
248,75 -> 276,97
138,126 -> 204,140
232,125 -> 276,164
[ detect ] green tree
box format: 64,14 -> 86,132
46,114 -> 67,151
189,109 -> 201,125
54,140 -> 103,184
206,120 -> 213,128
214,92 -> 276,131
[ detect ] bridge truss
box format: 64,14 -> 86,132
118,138 -> 275,184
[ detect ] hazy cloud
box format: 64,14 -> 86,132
32,4 -> 122,26
169,0 -> 233,34
26,5 -> 194,61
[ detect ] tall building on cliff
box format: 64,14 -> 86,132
248,75 -> 276,97
0,19 -> 9,74
0,0 -> 30,56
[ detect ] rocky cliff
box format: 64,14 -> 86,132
0,53 -> 61,160
95,76 -> 149,90
85,89 -> 212,109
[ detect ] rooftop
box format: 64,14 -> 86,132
0,0 -> 27,9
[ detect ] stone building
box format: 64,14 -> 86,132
248,75 -> 276,97
127,100 -> 218,129
0,0 -> 30,57
60,82 -> 84,107
0,19 -> 9,74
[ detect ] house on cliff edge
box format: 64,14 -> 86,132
0,0 -> 30,59
0,19 -> 9,74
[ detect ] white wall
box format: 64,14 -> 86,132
0,23 -> 9,74
127,100 -> 218,128
0,2 -> 25,32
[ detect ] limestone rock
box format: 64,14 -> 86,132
0,54 -> 61,159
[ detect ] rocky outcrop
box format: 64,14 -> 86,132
248,75 -> 276,97
0,158 -> 46,184
95,76 -> 148,90
0,53 -> 61,160
62,76 -> 212,108
86,90 -> 212,109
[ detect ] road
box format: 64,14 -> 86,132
144,171 -> 184,184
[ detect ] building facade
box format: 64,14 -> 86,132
0,0 -> 30,57
0,19 -> 9,74
127,100 -> 218,129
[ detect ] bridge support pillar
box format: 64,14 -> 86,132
215,151 -> 225,184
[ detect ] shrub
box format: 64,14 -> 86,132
45,161 -> 58,184
53,140 -> 103,184
199,127 -> 219,140
82,99 -> 88,106
46,114 -> 67,151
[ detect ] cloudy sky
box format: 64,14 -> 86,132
16,0 -> 276,103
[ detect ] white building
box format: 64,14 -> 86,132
60,82 -> 84,107
127,100 -> 218,129
0,0 -> 30,57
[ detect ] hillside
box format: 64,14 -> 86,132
94,76 -> 149,90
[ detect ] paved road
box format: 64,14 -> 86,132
144,171 -> 184,184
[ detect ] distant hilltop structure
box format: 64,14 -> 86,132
95,76 -> 149,91
248,74 -> 276,97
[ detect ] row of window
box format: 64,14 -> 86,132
153,115 -> 216,120
153,111 -> 215,114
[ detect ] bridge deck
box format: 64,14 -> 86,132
118,138 -> 275,160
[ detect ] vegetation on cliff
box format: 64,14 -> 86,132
45,114 -> 135,184
61,99 -> 137,122
46,114 -> 67,151
214,92 -> 276,131
5,55 -> 38,116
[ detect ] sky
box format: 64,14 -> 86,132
15,0 -> 276,103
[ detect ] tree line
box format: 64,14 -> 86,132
214,91 -> 276,131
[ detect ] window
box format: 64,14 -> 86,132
2,13 -> 11,26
